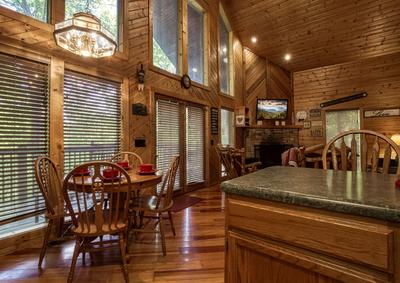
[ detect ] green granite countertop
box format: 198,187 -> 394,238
221,166 -> 400,222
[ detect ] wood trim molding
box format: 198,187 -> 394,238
0,6 -> 53,32
49,57 -> 65,175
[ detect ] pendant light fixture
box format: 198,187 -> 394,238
53,0 -> 117,58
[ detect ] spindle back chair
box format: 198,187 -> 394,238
130,156 -> 180,256
322,130 -> 400,175
63,161 -> 132,283
34,156 -> 67,269
110,152 -> 143,170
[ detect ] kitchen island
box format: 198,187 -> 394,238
221,166 -> 400,283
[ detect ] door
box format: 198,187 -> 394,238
155,97 -> 205,192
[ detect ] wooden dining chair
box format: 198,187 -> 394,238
63,161 -> 132,283
322,130 -> 400,175
34,156 -> 71,269
110,152 -> 143,170
130,156 -> 180,256
216,144 -> 239,179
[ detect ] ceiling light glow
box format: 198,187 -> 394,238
284,54 -> 291,61
251,36 -> 257,43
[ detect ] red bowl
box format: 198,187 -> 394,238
139,164 -> 154,172
103,168 -> 119,178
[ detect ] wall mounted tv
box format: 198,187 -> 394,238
256,99 -> 288,120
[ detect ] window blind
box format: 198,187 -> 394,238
63,70 -> 121,174
156,99 -> 181,191
0,52 -> 49,223
186,105 -> 204,184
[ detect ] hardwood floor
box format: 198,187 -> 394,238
0,186 -> 225,283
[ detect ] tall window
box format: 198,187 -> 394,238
63,70 -> 121,174
221,109 -> 235,146
0,52 -> 49,223
156,99 -> 181,191
65,0 -> 120,42
219,8 -> 232,95
0,0 -> 48,22
188,0 -> 205,85
326,110 -> 360,144
186,105 -> 205,184
152,0 -> 179,74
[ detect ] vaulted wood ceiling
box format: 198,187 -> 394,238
224,0 -> 400,71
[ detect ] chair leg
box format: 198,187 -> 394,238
58,217 -> 64,238
158,213 -> 166,256
68,238 -> 82,283
119,232 -> 129,283
38,219 -> 53,269
168,211 -> 176,237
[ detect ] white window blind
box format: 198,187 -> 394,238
156,99 -> 181,191
0,52 -> 49,222
186,105 -> 205,184
63,70 -> 121,174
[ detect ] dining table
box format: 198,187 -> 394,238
69,167 -> 163,193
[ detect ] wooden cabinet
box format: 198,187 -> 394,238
225,195 -> 400,283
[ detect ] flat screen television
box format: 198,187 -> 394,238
256,99 -> 288,120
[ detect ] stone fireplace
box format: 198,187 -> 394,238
245,128 -> 299,168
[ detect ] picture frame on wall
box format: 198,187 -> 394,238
364,108 -> 400,118
211,107 -> 219,135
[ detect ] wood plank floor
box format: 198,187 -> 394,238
0,186 -> 225,282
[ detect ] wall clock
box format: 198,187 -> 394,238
181,74 -> 191,89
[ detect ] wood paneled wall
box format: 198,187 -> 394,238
243,48 -> 293,126
294,52 -> 400,147
0,0 -> 244,189
0,0 -> 244,254
126,0 -> 244,186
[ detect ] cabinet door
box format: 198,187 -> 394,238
226,231 -> 387,283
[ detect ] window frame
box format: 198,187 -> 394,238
0,51 -> 50,227
220,107 -> 235,147
62,69 -> 123,175
324,108 -> 361,144
186,0 -> 209,87
218,3 -> 234,97
154,93 -> 206,194
150,0 -> 182,77
0,0 -> 50,23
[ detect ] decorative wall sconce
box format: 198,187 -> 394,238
137,64 -> 145,91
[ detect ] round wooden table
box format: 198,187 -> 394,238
69,168 -> 163,192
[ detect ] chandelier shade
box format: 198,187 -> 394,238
54,12 -> 117,58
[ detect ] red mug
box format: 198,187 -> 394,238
103,168 -> 119,178
139,164 -> 154,172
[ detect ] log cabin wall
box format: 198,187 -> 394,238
0,0 -> 244,253
126,0 -> 244,186
243,48 -> 293,127
0,0 -> 244,189
293,52 -> 400,147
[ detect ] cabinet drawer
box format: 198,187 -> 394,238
227,197 -> 394,271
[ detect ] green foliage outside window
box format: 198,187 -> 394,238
153,38 -> 176,74
65,0 -> 119,41
0,0 -> 48,22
